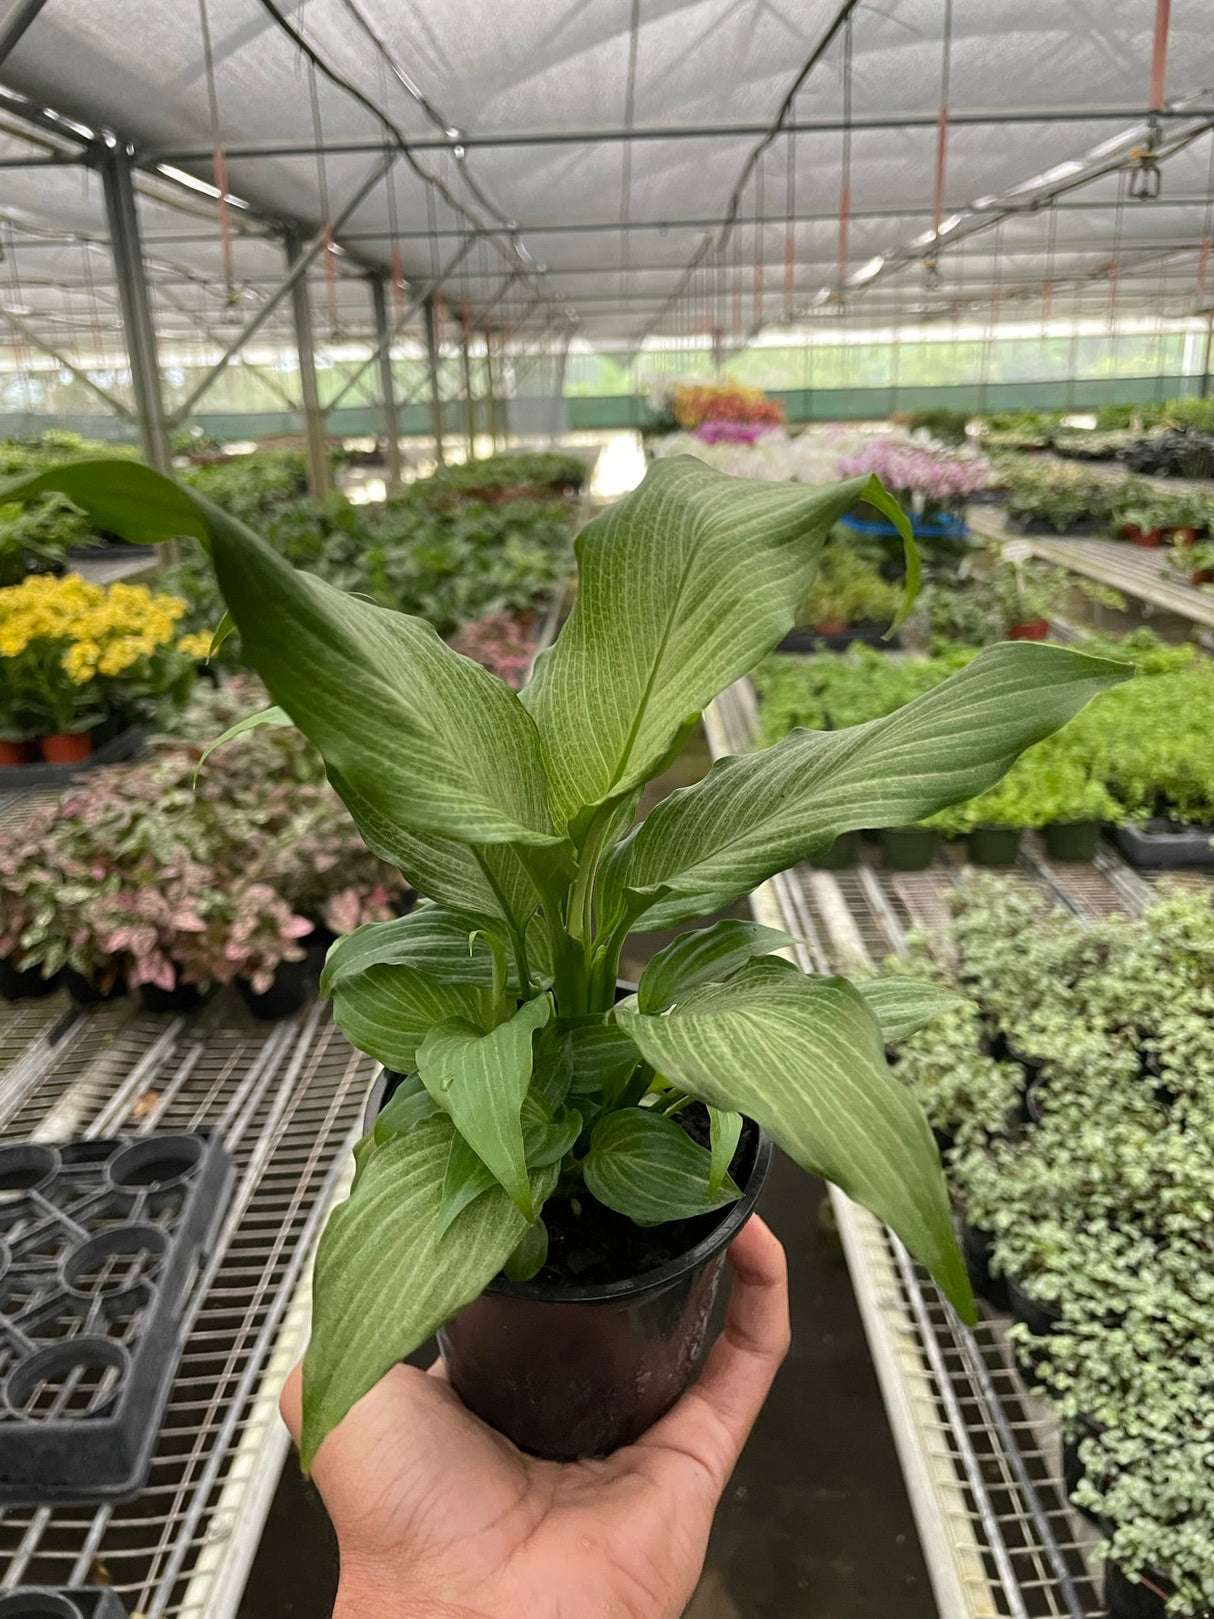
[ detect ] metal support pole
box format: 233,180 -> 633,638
0,0 -> 48,68
284,227 -> 331,498
459,330 -> 476,460
1201,313 -> 1213,398
369,274 -> 402,491
100,144 -> 171,472
423,295 -> 445,466
484,330 -> 503,449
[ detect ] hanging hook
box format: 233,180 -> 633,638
1128,115 -> 1163,201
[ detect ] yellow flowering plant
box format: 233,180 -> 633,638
0,573 -> 204,738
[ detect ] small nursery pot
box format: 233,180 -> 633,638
438,1123 -> 774,1459
809,829 -> 861,870
966,826 -> 1023,867
1130,527 -> 1164,549
0,958 -> 60,1000
811,618 -> 849,635
37,730 -> 92,764
1104,1561 -> 1182,1619
0,739 -> 29,767
959,1217 -> 1007,1310
139,968 -> 204,1014
1007,618 -> 1050,641
878,825 -> 938,871
1007,1276 -> 1061,1339
236,956 -> 316,1020
1042,820 -> 1101,862
1173,525 -> 1199,546
62,966 -> 127,1005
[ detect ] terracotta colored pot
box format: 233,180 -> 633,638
812,619 -> 849,635
1007,618 -> 1050,641
1131,528 -> 1163,548
1192,569 -> 1214,586
0,739 -> 28,767
38,730 -> 92,764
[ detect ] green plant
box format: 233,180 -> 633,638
1001,459 -> 1117,532
0,493 -> 98,588
398,450 -> 587,501
901,408 -> 970,445
4,453 -> 1130,1467
797,536 -> 900,627
919,550 -> 1124,644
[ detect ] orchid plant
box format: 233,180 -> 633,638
4,455 -> 1128,1470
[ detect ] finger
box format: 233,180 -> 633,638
426,1355 -> 450,1383
631,1215 -> 790,1493
279,1361 -> 303,1446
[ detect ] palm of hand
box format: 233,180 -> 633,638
281,1217 -> 789,1619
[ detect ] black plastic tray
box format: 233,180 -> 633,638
0,727 -> 145,793
776,624 -> 902,654
0,1592 -> 129,1618
1113,820 -> 1214,871
0,1131 -> 231,1505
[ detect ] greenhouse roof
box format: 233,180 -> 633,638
1,0 -> 1214,361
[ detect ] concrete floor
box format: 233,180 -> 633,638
237,725 -> 937,1619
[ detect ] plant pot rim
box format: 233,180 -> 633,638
487,1125 -> 774,1305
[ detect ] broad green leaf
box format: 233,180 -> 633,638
584,1107 -> 741,1226
331,964 -> 488,1074
372,1072 -> 440,1141
526,1105 -> 583,1168
605,644 -> 1130,930
209,609 -> 236,659
707,1106 -> 744,1197
638,919 -> 791,1013
522,457 -> 912,830
858,977 -> 965,1043
569,1018 -> 644,1102
0,459 -> 209,544
615,959 -> 974,1319
301,1114 -> 556,1468
331,770 -> 544,936
530,1025 -> 574,1113
194,705 -> 292,780
503,1218 -> 549,1283
435,1130 -> 497,1240
321,906 -> 504,996
201,500 -> 564,850
416,995 -> 552,1218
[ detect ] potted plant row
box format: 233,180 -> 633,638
0,572 -> 211,769
891,877 -> 1214,1619
3,451 -> 1126,1474
0,679 -> 406,1015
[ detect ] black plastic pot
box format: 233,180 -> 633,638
1114,820 -> 1214,872
0,959 -> 60,1001
878,825 -> 939,871
1062,1415 -> 1108,1528
235,956 -> 316,1020
1007,1277 -> 1061,1338
809,829 -> 861,870
1105,1561 -> 1182,1619
138,970 -> 204,1015
437,1123 -> 774,1459
0,1593 -> 128,1619
62,967 -> 127,1006
1042,820 -> 1101,863
960,1218 -> 1008,1310
967,826 -> 1023,867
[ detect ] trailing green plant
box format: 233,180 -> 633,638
796,535 -> 900,627
3,453 -> 1129,1470
1000,459 -> 1118,532
899,876 -> 1214,1614
918,548 -> 1124,644
396,450 -> 587,502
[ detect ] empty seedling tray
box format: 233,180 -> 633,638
0,1131 -> 231,1505
0,1592 -> 129,1618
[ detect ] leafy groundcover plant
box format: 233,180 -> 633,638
4,454 -> 1128,1468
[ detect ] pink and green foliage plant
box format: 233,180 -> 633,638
448,609 -> 539,691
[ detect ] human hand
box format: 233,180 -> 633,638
280,1214 -> 790,1619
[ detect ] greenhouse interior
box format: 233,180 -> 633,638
2,2 -> 1214,1617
